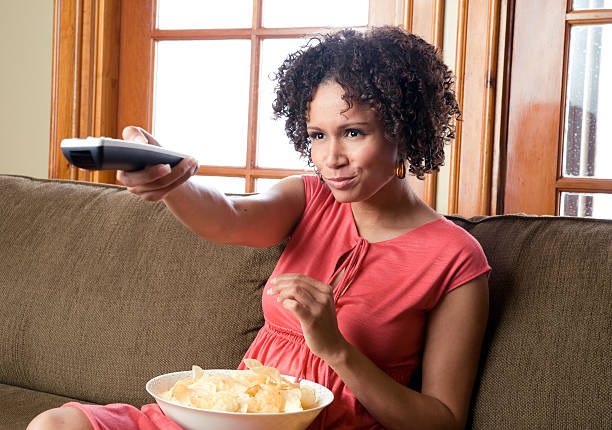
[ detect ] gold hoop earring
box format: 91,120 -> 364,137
314,168 -> 324,183
394,159 -> 406,179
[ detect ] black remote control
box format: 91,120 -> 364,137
61,137 -> 193,171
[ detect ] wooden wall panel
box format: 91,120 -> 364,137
447,0 -> 504,216
456,1 -> 489,215
490,0 -> 513,215
91,0 -> 121,184
406,0 -> 445,209
117,0 -> 154,136
411,0 -> 436,42
448,0 -> 468,214
504,0 -> 566,215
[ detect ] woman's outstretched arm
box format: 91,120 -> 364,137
117,126 -> 306,248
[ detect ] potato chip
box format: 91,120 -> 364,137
243,358 -> 283,384
281,386 -> 303,412
299,385 -> 317,410
160,360 -> 318,413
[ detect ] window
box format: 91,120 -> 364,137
504,0 -> 612,219
118,0 -> 380,193
560,21 -> 612,217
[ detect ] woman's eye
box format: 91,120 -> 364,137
310,132 -> 325,140
347,129 -> 363,137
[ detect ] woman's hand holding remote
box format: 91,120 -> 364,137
116,126 -> 199,201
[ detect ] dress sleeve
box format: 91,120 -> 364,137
442,233 -> 491,297
301,174 -> 328,213
423,226 -> 491,311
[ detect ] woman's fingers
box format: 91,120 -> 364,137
122,126 -> 161,146
115,126 -> 199,201
280,298 -> 311,320
268,273 -> 345,360
129,158 -> 195,192
267,274 -> 335,318
136,162 -> 196,201
118,158 -> 197,201
273,282 -> 317,307
270,273 -> 333,297
117,164 -> 171,187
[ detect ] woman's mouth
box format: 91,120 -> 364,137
325,176 -> 356,190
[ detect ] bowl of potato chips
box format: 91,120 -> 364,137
146,359 -> 334,430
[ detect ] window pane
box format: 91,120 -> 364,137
262,0 -> 369,28
573,0 -> 612,10
257,38 -> 312,170
191,175 -> 246,194
562,24 -> 612,179
255,178 -> 281,192
560,192 -> 612,220
157,0 -> 252,29
153,40 -> 251,166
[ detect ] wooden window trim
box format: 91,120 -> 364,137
49,0 -> 121,184
555,6 -> 612,212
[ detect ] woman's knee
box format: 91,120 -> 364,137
27,406 -> 93,430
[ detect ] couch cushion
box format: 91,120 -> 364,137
0,383 -> 94,429
0,175 -> 284,406
448,215 -> 611,429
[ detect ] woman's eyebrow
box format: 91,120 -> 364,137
343,122 -> 370,127
307,122 -> 370,131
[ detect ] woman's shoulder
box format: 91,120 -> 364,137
430,216 -> 481,241
300,174 -> 336,210
413,217 -> 487,260
301,174 -> 328,197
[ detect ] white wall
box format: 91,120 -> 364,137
0,1 -> 53,178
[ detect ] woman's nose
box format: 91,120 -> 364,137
323,138 -> 348,168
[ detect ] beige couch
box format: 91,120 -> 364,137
0,174 -> 610,429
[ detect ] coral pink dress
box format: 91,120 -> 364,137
237,175 -> 490,429
64,174 -> 490,430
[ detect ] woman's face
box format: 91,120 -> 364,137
307,81 -> 399,204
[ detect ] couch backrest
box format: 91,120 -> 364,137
448,215 -> 611,429
0,175 -> 284,406
1,176 -> 610,428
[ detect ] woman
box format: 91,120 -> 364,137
29,26 -> 489,430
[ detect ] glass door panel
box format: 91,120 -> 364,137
153,40 -> 251,166
255,177 -> 281,192
262,0 -> 369,28
572,0 -> 612,11
562,24 -> 612,179
560,192 -> 612,219
257,38 -> 312,169
157,0 -> 253,29
191,175 -> 246,194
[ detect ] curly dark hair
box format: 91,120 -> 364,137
272,26 -> 460,179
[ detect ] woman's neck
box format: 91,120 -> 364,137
350,178 -> 440,240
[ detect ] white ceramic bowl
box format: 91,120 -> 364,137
146,369 -> 334,430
